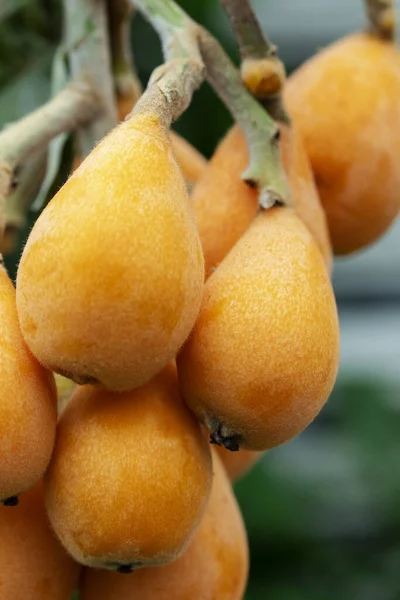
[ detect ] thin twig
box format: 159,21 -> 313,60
133,0 -> 201,60
198,28 -> 288,207
131,0 -> 290,207
63,0 -> 118,156
132,1 -> 204,127
220,0 -> 275,60
364,0 -> 396,41
0,81 -> 101,236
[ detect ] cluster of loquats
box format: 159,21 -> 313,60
0,0 -> 399,598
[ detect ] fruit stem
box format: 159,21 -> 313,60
0,81 -> 101,239
131,0 -> 291,207
364,0 -> 396,41
219,0 -> 290,124
131,0 -> 205,127
132,53 -> 204,128
107,0 -> 143,112
63,0 -> 118,157
198,27 -> 290,206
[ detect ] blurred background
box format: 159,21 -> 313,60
1,1 -> 400,598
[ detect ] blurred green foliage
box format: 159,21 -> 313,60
1,2 -> 400,599
236,376 -> 400,599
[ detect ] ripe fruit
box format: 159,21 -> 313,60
115,88 -> 207,186
216,446 -> 262,482
285,33 -> 400,255
177,207 -> 340,451
0,481 -> 80,599
79,449 -> 249,600
44,364 -> 212,571
192,122 -> 332,279
16,112 -> 204,391
0,262 -> 56,504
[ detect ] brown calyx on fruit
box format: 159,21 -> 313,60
115,563 -> 141,574
177,207 -> 339,452
210,423 -> 242,452
3,496 -> 19,507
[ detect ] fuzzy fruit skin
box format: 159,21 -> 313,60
116,92 -> 207,185
16,113 -> 204,391
71,127 -> 207,188
0,481 -> 80,600
192,123 -> 332,279
285,33 -> 400,255
0,264 -> 56,502
216,446 -> 262,482
177,207 -> 340,451
79,449 -> 249,600
44,364 -> 213,571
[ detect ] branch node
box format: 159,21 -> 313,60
0,80 -> 102,237
219,0 -> 290,123
241,56 -> 286,99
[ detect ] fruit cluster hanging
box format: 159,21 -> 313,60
0,0 -> 398,598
